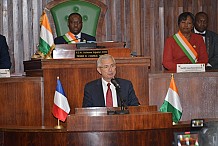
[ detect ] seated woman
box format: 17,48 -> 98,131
162,12 -> 208,71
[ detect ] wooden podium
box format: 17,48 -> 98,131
24,46 -> 151,126
53,42 -> 129,59
67,106 -> 172,131
64,106 -> 176,145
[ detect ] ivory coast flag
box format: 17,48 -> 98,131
38,10 -> 55,56
52,77 -> 70,122
159,74 -> 182,123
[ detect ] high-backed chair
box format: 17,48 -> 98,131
46,0 -> 107,38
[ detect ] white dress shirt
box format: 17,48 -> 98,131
101,78 -> 118,107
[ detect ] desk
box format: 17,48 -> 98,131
149,71 -> 218,121
0,124 -> 190,146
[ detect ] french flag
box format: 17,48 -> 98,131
52,78 -> 70,122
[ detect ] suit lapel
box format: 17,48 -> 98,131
205,35 -> 209,52
95,79 -> 105,106
205,32 -> 212,58
80,33 -> 86,42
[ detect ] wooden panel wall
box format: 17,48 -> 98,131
0,77 -> 44,126
0,0 -> 218,74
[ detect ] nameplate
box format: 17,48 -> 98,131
53,49 -> 109,59
177,64 -> 205,73
0,69 -> 10,77
75,50 -> 108,58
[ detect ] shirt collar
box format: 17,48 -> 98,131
194,28 -> 206,34
101,78 -> 110,86
76,32 -> 81,39
72,32 -> 81,39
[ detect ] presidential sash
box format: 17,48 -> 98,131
63,32 -> 79,44
173,31 -> 198,63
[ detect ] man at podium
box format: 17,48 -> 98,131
54,13 -> 96,44
82,54 -> 140,107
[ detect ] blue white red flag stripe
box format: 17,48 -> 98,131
52,79 -> 70,122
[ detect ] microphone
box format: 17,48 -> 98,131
111,78 -> 120,89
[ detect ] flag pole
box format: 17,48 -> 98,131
171,74 -> 175,125
53,76 -> 70,129
54,119 -> 64,129
172,73 -> 179,125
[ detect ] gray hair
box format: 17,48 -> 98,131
97,54 -> 116,67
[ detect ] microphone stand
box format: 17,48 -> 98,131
115,87 -> 129,115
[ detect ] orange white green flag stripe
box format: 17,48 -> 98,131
63,32 -> 79,44
173,31 -> 198,64
38,10 -> 55,57
159,74 -> 182,123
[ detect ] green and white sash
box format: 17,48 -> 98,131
173,31 -> 198,63
63,32 -> 79,44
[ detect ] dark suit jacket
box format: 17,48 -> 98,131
0,35 -> 11,69
205,30 -> 218,69
82,78 -> 140,107
54,32 -> 96,44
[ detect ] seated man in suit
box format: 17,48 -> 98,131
194,12 -> 218,70
82,54 -> 140,107
54,12 -> 96,44
0,34 -> 11,69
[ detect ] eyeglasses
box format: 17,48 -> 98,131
99,64 -> 116,69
